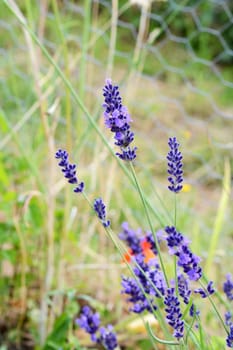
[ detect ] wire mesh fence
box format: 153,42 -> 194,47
1,0 -> 232,151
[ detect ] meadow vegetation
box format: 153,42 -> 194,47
0,1 -> 232,349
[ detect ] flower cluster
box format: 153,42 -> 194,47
194,281 -> 215,298
227,326 -> 233,348
119,222 -> 158,261
165,226 -> 202,281
223,274 -> 233,301
121,275 -> 155,314
119,222 -> 142,254
120,226 -> 165,314
102,79 -> 137,161
93,198 -> 110,228
76,306 -> 118,350
177,273 -> 191,304
55,81 -> 228,348
167,137 -> 183,193
55,149 -> 84,193
164,288 -> 184,339
223,275 -> 233,348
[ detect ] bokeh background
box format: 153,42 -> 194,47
0,0 -> 233,349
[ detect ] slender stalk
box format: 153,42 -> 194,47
106,0 -> 118,78
199,280 -> 229,335
129,162 -> 169,287
78,0 -> 91,128
14,217 -> 27,331
174,194 -> 178,296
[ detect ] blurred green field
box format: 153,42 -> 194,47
0,0 -> 233,349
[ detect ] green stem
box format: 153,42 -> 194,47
199,280 -> 229,335
129,162 -> 169,287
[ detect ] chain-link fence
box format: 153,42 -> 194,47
1,0 -> 232,155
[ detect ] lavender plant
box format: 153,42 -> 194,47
55,79 -> 232,349
76,306 -> 118,350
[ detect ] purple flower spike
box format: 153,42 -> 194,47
226,325 -> 233,348
189,303 -> 200,317
164,288 -> 184,340
223,274 -> 233,301
194,281 -> 215,298
177,274 -> 191,304
165,226 -> 202,281
76,306 -> 118,349
225,311 -> 232,327
98,325 -> 118,350
119,222 -> 142,254
167,137 -> 183,193
55,149 -> 84,193
102,79 -> 137,161
76,306 -> 100,337
94,198 -> 110,228
121,275 -> 156,314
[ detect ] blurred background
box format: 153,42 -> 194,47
0,0 -> 232,349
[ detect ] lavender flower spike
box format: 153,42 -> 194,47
223,274 -> 233,301
167,137 -> 183,193
194,281 -> 215,298
76,306 -> 100,342
55,149 -> 84,193
98,325 -> 118,350
226,325 -> 233,348
94,198 -> 110,228
76,306 -> 118,350
164,287 -> 184,339
102,79 -> 137,161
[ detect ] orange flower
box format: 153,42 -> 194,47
122,248 -> 133,263
141,239 -> 155,263
143,248 -> 156,263
140,239 -> 151,251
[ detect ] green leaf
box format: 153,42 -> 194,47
43,312 -> 71,350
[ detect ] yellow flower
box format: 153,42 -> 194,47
182,184 -> 192,193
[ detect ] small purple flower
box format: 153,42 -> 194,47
165,226 -> 187,255
167,137 -> 183,193
147,263 -> 166,298
93,198 -> 110,228
76,306 -> 100,341
226,325 -> 233,348
121,275 -> 156,314
194,281 -> 215,298
119,222 -> 142,254
55,149 -> 84,193
76,306 -> 118,349
225,311 -> 232,327
164,288 -> 184,339
165,226 -> 202,281
223,274 -> 233,301
102,79 -> 137,161
177,274 -> 191,304
98,325 -> 118,350
189,303 -> 200,317
177,245 -> 202,281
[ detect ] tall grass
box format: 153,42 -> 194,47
0,0 -> 232,349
